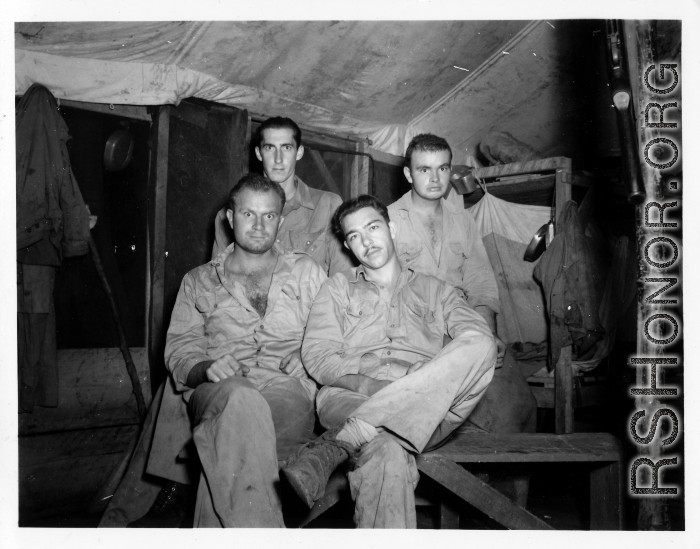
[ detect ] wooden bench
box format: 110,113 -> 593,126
297,432 -> 624,530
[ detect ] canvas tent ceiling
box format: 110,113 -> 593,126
15,20 -> 616,160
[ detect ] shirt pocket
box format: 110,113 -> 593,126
342,299 -> 380,341
289,229 -> 324,253
404,299 -> 442,342
194,292 -> 217,314
397,240 -> 423,267
447,242 -> 468,280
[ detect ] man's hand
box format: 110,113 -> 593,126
494,336 -> 506,369
406,359 -> 429,375
206,354 -> 249,382
279,349 -> 304,376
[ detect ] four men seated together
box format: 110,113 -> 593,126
125,115 -> 536,529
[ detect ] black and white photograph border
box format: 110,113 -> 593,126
2,1 -> 699,548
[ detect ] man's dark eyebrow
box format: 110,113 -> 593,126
363,218 -> 384,228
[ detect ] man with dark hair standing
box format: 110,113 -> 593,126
282,195 -> 497,528
388,133 -> 536,435
211,116 -> 352,275
148,174 -> 326,527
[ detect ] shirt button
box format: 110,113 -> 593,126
359,311 -> 363,316
260,324 -> 264,329
276,239 -> 280,242
296,296 -> 300,300
387,351 -> 391,355
306,241 -> 311,245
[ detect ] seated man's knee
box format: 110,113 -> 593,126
191,376 -> 264,421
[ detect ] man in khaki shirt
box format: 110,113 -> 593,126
211,116 -> 353,275
389,133 -> 536,435
135,175 -> 326,527
282,195 -> 497,528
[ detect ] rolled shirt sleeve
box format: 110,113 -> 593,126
164,274 -> 214,392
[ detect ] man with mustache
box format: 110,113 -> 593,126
282,195 -> 497,528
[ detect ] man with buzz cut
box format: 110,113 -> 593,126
212,116 -> 353,275
148,174 -> 326,527
282,195 -> 497,528
388,133 -> 536,435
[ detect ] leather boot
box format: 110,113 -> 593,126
127,481 -> 193,528
282,425 -> 358,508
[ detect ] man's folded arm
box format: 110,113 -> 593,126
301,277 -> 369,386
164,275 -> 212,392
442,282 -> 495,342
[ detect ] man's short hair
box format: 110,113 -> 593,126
227,173 -> 286,213
404,133 -> 453,167
332,195 -> 390,239
255,116 -> 302,149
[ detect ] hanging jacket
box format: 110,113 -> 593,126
533,201 -> 606,367
16,83 -> 89,264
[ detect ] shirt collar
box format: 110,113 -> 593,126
283,176 -> 315,215
350,264 -> 416,288
394,189 -> 461,216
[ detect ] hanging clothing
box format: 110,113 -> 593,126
533,201 -> 606,369
16,84 -> 90,411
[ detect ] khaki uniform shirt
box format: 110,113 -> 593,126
301,266 -> 493,386
212,176 -> 353,276
166,244 -> 327,399
388,191 -> 500,314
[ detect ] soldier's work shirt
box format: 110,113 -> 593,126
212,176 -> 353,276
388,191 -> 500,315
301,265 -> 494,386
166,243 -> 327,400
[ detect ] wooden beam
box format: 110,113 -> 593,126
426,432 -> 623,463
308,149 -> 342,196
555,345 -> 575,434
59,99 -> 151,122
590,462 -> 623,530
417,455 -> 553,530
148,106 -> 170,380
474,157 -> 572,180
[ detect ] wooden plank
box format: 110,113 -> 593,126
555,345 -> 575,434
417,456 -> 553,530
425,433 -> 623,463
439,501 -> 460,529
19,348 -> 149,435
464,175 -> 555,207
59,99 -> 151,122
473,157 -> 572,180
148,105 -> 170,380
590,462 -> 622,530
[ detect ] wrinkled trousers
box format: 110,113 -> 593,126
317,331 -> 497,528
189,374 -> 315,527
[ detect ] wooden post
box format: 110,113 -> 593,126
627,19 -> 672,531
148,106 -> 170,384
352,141 -> 370,197
553,158 -> 574,434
